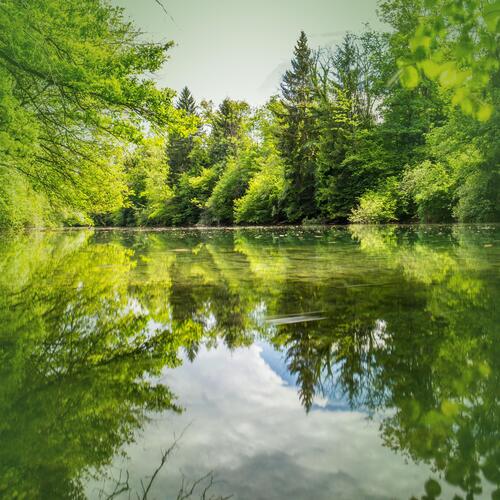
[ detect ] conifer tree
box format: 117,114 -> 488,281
208,98 -> 250,166
167,86 -> 199,185
176,86 -> 198,114
276,31 -> 318,222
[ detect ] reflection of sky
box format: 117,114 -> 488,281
87,343 -> 465,500
257,341 -> 361,412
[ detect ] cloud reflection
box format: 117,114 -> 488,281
100,344 -> 458,500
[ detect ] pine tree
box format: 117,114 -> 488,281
176,86 -> 198,114
208,98 -> 250,166
314,32 -> 391,221
168,87 -> 199,184
276,31 -> 318,222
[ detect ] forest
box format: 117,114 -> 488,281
0,0 -> 498,229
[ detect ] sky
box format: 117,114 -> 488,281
113,0 -> 383,106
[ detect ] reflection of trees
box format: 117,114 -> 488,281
0,233 -> 186,499
125,226 -> 499,499
0,229 -> 271,498
271,225 -> 499,498
0,226 -> 498,499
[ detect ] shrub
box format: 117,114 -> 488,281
402,161 -> 455,222
155,167 -> 219,226
454,168 -> 500,222
349,177 -> 400,223
234,154 -> 285,225
206,150 -> 259,225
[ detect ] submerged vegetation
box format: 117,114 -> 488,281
0,0 -> 498,228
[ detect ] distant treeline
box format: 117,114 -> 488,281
0,0 -> 498,228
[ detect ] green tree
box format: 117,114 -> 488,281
275,31 -> 318,222
402,110 -> 500,222
106,138 -> 172,227
206,145 -> 260,225
207,98 -> 251,166
397,0 -> 499,120
0,0 -> 174,228
314,32 -> 393,221
177,86 -> 198,115
234,153 -> 285,225
167,87 -> 200,185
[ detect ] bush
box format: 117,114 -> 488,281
0,168 -> 58,228
402,160 -> 455,222
234,153 -> 285,225
154,167 -> 219,226
349,177 -> 400,223
206,150 -> 259,225
454,168 -> 500,222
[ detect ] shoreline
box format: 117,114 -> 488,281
2,222 -> 499,233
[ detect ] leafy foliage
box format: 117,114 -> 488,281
206,146 -> 260,224
1,0 -> 498,228
274,32 -> 318,222
349,177 -> 400,223
0,0 -> 174,227
399,0 -> 499,120
234,152 -> 285,225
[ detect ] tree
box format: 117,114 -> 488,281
313,32 -> 393,221
0,0 -> 174,228
206,146 -> 260,225
314,86 -> 359,221
378,0 -> 499,223
177,86 -> 198,115
207,98 -> 250,166
396,0 -> 499,120
275,31 -> 318,222
167,86 -> 200,185
329,30 -> 389,123
234,153 -> 285,225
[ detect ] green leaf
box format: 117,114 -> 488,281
410,35 -> 432,53
476,103 -> 493,121
441,399 -> 459,417
439,67 -> 457,88
420,60 -> 442,80
483,1 -> 500,33
400,66 -> 420,89
451,88 -> 468,106
460,97 -> 474,115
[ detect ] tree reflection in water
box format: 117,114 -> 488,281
0,226 -> 498,499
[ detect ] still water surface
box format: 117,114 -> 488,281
0,225 -> 498,499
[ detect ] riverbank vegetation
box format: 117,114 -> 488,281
0,0 -> 498,228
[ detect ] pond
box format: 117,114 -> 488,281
0,225 -> 498,499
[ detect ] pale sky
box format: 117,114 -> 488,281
113,0 -> 384,106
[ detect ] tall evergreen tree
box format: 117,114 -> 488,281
176,86 -> 198,114
275,31 -> 317,222
208,98 -> 250,166
314,32 -> 392,222
167,86 -> 199,185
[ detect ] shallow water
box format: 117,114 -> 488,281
0,225 -> 498,499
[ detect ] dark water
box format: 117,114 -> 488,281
0,225 -> 498,499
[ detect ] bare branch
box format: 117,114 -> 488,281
153,0 -> 177,26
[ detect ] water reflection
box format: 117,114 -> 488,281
0,226 -> 498,499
